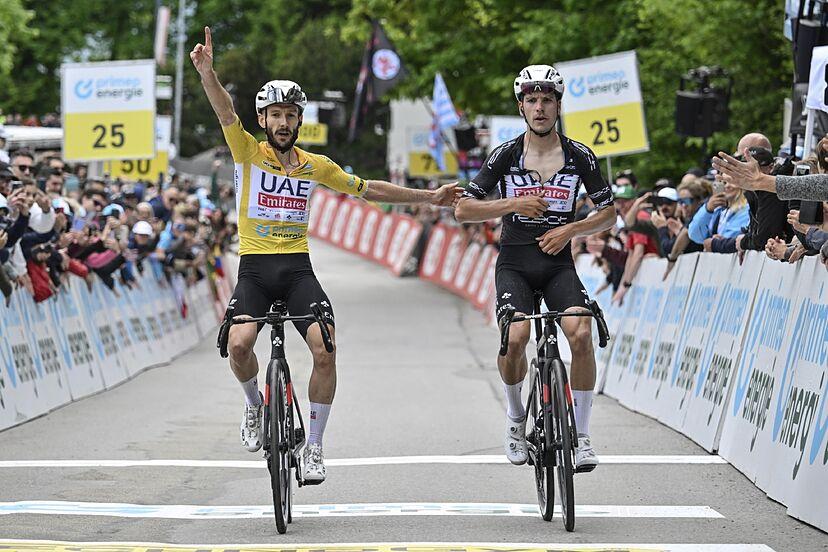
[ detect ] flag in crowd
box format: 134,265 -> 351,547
429,72 -> 460,171
348,20 -> 407,142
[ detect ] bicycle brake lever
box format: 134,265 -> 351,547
499,308 -> 515,357
217,306 -> 234,358
310,303 -> 334,353
588,300 -> 610,348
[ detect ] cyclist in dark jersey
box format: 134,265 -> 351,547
456,65 -> 617,471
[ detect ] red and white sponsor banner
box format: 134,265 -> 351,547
329,199 -> 352,247
357,207 -> 381,259
386,215 -> 424,276
342,201 -> 367,253
438,230 -> 467,290
465,245 -> 496,303
315,192 -> 341,241
371,214 -> 397,266
419,223 -> 453,284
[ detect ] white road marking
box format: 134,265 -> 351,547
0,455 -> 727,469
0,540 -> 778,552
0,501 -> 724,519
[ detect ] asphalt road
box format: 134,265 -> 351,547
0,240 -> 825,552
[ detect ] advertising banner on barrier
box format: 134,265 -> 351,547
357,206 -> 381,260
474,251 -> 498,314
783,256 -> 828,531
419,223 -> 451,283
603,257 -> 670,408
452,241 -> 482,296
75,281 -> 130,388
316,192 -> 340,241
307,188 -> 329,235
342,201 -> 366,253
718,257 -> 799,484
47,280 -> 105,399
680,252 -> 765,452
465,245 -> 496,303
626,253 -> 698,415
438,229 -> 466,289
387,215 -> 423,276
371,213 -> 396,266
122,276 -> 166,368
329,199 -> 352,247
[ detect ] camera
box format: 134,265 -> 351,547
10,180 -> 23,191
794,163 -> 811,177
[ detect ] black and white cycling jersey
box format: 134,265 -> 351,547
463,132 -> 614,247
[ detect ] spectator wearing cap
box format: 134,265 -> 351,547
0,126 -> 9,164
0,161 -> 14,197
615,169 -> 638,190
613,185 -> 637,229
715,133 -> 790,255
615,192 -> 663,304
649,187 -> 682,255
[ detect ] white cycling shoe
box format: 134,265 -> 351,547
303,443 -> 327,483
240,394 -> 263,453
505,417 -> 528,465
575,434 -> 599,472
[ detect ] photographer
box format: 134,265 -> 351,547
688,174 -> 750,252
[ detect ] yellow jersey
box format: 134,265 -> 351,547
221,116 -> 367,255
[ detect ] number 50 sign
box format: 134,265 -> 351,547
61,60 -> 156,162
556,51 -> 649,158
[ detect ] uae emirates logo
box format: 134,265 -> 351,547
372,49 -> 400,80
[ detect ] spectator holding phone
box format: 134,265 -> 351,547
688,178 -> 750,251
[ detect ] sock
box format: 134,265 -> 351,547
573,390 -> 593,436
503,381 -> 525,421
241,376 -> 261,406
308,402 -> 331,446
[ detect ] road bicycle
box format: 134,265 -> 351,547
499,295 -> 609,531
218,300 -> 333,534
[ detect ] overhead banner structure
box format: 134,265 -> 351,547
556,50 -> 649,158
61,59 -> 156,161
104,115 -> 171,181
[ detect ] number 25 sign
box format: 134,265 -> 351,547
61,60 -> 156,162
556,51 -> 649,158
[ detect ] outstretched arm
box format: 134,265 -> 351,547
362,180 -> 462,207
190,26 -> 236,126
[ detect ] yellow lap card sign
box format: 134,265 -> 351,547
556,51 -> 649,158
61,60 -> 156,162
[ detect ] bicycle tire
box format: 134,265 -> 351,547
269,361 -> 291,534
551,358 -> 576,532
529,364 -> 555,521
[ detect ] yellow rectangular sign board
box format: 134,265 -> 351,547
562,102 -> 649,158
104,150 -> 169,181
408,151 -> 459,177
63,110 -> 155,161
297,123 -> 328,146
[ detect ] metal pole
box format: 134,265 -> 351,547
803,108 -> 816,157
173,0 -> 185,154
606,156 -> 612,183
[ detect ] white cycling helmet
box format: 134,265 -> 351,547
255,80 -> 308,113
513,64 -> 565,101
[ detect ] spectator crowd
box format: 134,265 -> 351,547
0,147 -> 236,313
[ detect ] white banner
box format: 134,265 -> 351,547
680,252 -> 765,451
488,116 -> 525,152
61,60 -> 156,113
783,256 -> 828,530
718,258 -> 800,484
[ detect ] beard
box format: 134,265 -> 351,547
266,125 -> 300,153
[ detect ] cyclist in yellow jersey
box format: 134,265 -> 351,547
191,27 -> 461,483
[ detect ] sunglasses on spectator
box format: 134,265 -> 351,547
733,147 -> 774,167
14,164 -> 33,173
92,199 -> 104,209
677,198 -> 695,206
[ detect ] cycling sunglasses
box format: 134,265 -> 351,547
520,82 -> 560,97
677,197 -> 695,206
733,146 -> 774,167
266,85 -> 303,105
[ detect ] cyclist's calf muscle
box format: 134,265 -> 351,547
228,321 -> 259,382
498,319 -> 531,385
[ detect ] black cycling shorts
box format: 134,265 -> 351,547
227,253 -> 334,340
495,244 -> 590,321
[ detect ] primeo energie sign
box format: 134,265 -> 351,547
61,60 -> 156,162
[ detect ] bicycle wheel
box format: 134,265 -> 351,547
268,360 -> 292,534
551,358 -> 576,532
528,363 -> 555,521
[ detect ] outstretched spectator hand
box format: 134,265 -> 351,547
788,243 -> 807,263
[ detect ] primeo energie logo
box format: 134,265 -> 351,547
568,70 -> 630,98
73,76 -> 144,101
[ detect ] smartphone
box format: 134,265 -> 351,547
798,201 -> 822,225
10,180 -> 23,191
712,180 -> 725,194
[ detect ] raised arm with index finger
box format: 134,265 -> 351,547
190,26 -> 236,126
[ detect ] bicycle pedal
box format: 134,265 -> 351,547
302,478 -> 324,486
575,463 -> 597,473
